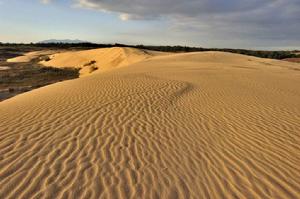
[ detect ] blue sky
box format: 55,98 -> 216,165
0,0 -> 299,49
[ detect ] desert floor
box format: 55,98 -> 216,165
0,48 -> 299,199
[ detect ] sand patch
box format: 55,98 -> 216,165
7,50 -> 61,63
0,66 -> 10,70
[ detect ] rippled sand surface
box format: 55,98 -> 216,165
1,48 -> 299,199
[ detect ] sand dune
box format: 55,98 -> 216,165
40,47 -> 168,76
7,50 -> 60,63
0,48 -> 300,199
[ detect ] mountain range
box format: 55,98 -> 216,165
37,39 -> 88,44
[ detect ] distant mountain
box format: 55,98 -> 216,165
37,39 -> 89,44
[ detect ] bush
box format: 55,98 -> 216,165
84,60 -> 97,66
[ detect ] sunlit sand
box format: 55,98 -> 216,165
0,48 -> 299,198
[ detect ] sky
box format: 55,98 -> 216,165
0,0 -> 299,49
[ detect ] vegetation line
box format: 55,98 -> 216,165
1,42 -> 299,60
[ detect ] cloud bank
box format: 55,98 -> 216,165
44,0 -> 300,48
76,0 -> 272,19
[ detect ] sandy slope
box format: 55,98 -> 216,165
7,50 -> 61,63
40,47 -> 167,76
0,49 -> 300,199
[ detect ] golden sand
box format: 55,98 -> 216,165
0,48 -> 299,198
40,47 -> 168,76
7,50 -> 60,63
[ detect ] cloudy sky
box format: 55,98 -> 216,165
0,0 -> 299,49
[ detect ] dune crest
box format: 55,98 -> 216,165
7,50 -> 60,63
1,48 -> 300,199
40,47 -> 167,76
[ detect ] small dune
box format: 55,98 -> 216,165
0,48 -> 300,199
40,47 -> 168,76
7,50 -> 60,63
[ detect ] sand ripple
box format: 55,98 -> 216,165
0,49 -> 300,198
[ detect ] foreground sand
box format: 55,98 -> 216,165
0,48 -> 300,199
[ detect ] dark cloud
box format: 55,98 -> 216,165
77,0 -> 274,19
75,0 -> 300,48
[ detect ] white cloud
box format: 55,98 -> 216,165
119,13 -> 130,21
40,0 -> 51,4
